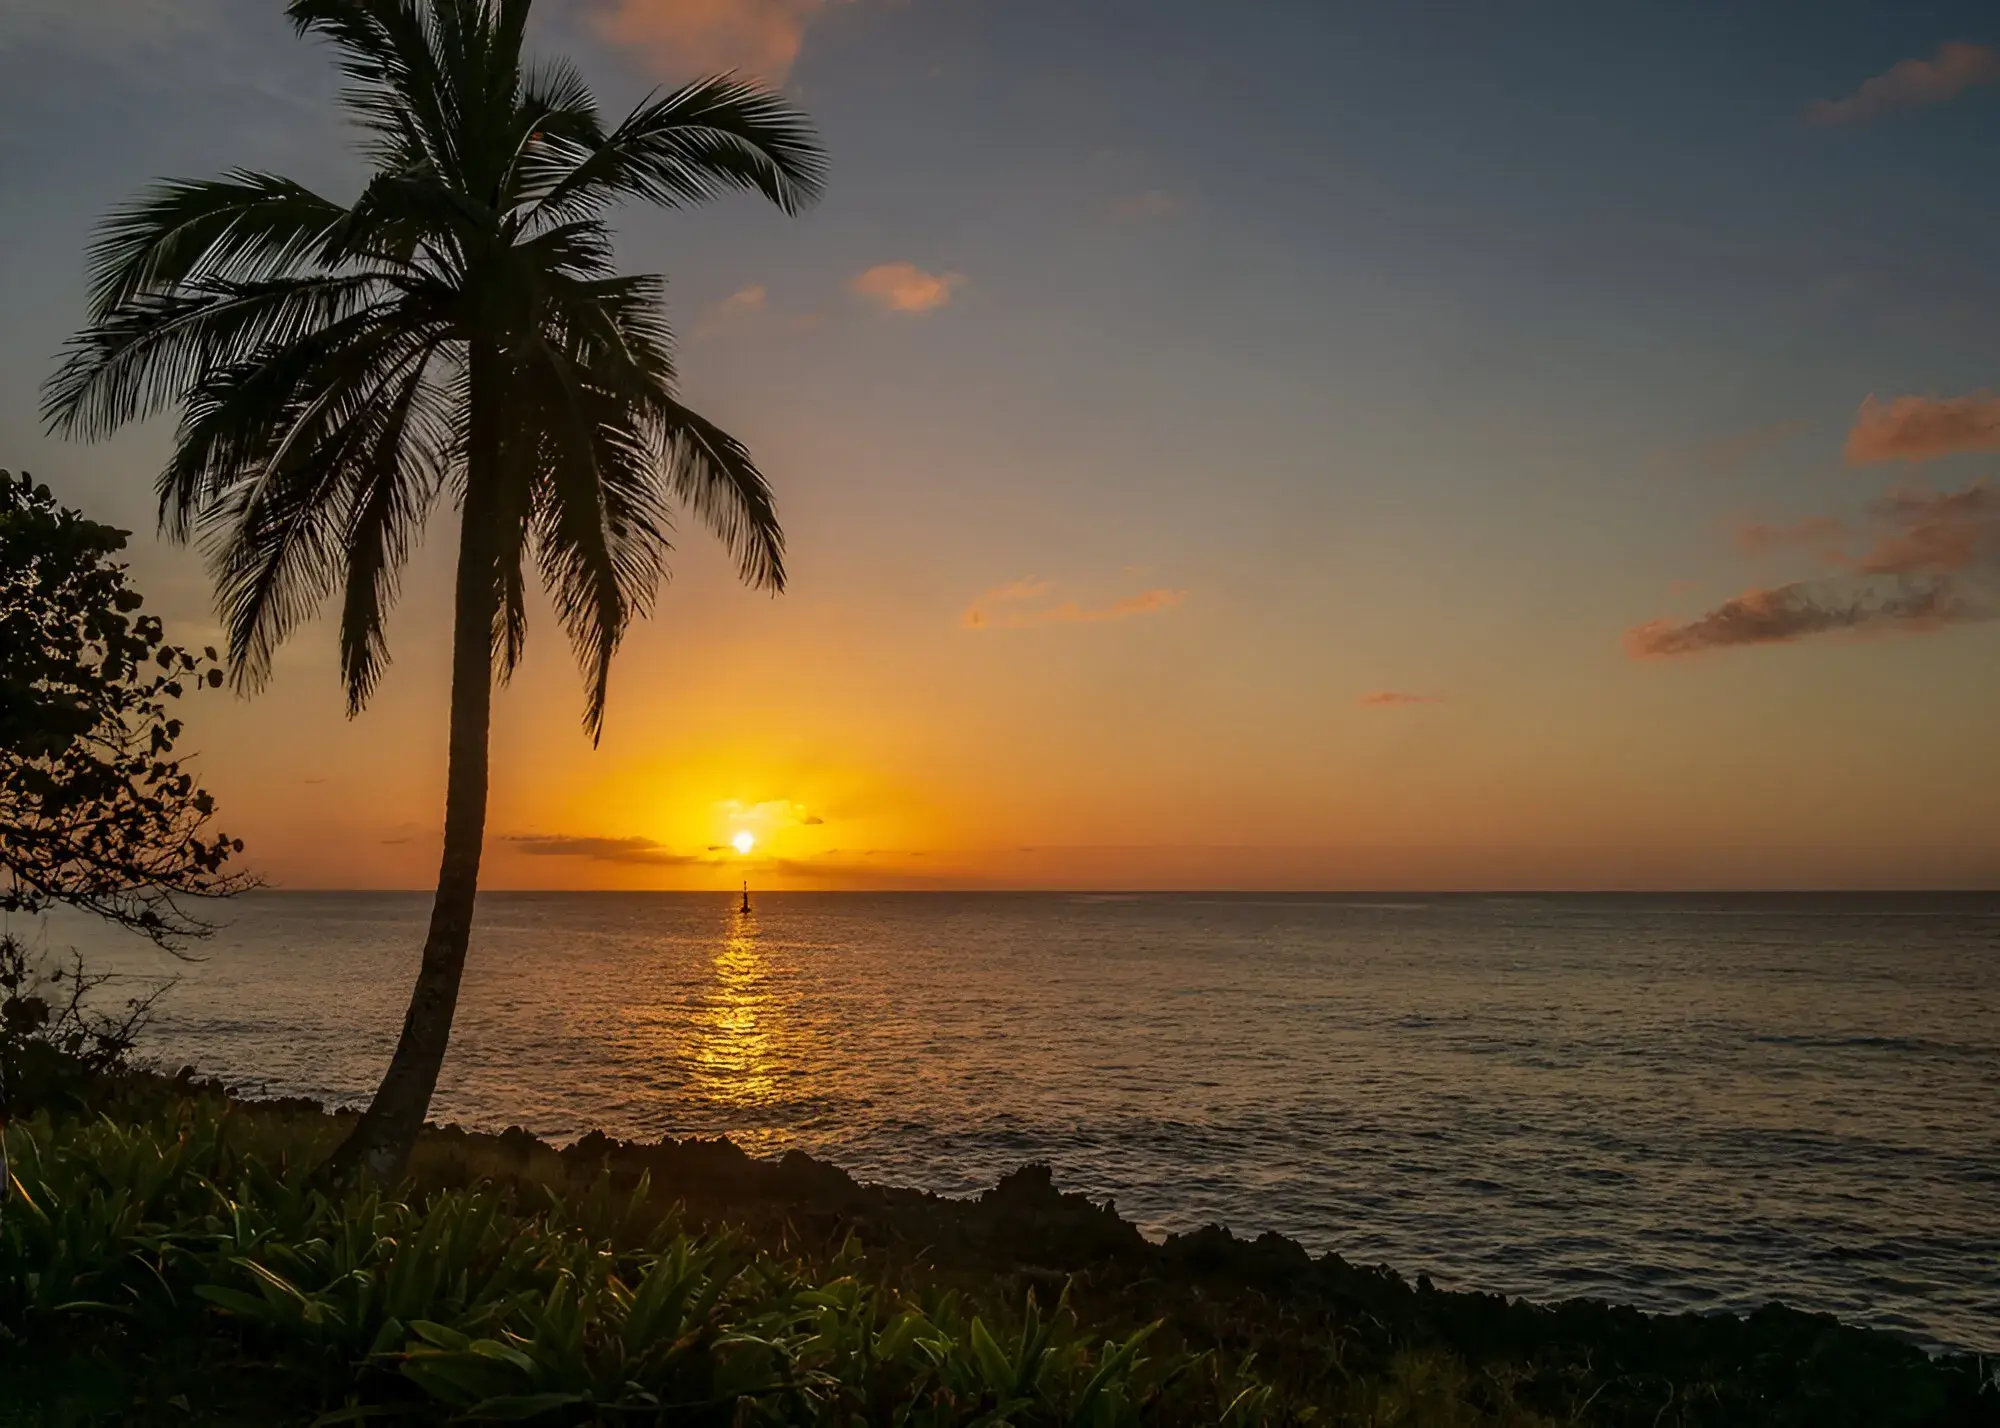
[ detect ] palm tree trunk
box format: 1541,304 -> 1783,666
324,351 -> 501,1184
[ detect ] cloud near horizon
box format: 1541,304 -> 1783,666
1845,393 -> 2000,463
961,579 -> 1187,630
1807,41 -> 2000,125
506,834 -> 701,865
1630,482 -> 2000,656
851,262 -> 964,313
588,0 -> 840,82
1357,691 -> 1444,708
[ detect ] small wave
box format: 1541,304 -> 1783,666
1748,1032 -> 1970,1055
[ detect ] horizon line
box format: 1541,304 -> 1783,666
229,885 -> 2000,896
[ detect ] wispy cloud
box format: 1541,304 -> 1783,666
1629,482 -> 2000,656
1807,41 -> 2000,125
1852,483 -> 2000,574
961,579 -> 1186,630
851,262 -> 964,313
715,797 -> 828,831
1845,393 -> 2000,463
697,282 -> 767,335
588,0 -> 840,83
1357,691 -> 1444,708
1625,582 -> 1968,657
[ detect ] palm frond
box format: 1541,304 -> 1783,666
520,331 -> 679,739
646,397 -> 785,593
45,274 -> 399,441
288,0 -> 459,178
521,74 -> 826,227
208,331 -> 447,690
156,295 -> 448,537
86,171 -> 350,317
536,267 -> 780,593
338,356 -> 451,711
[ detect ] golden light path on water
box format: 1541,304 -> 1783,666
688,917 -> 778,1109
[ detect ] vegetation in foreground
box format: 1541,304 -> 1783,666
1,1102 -> 1289,1427
3,1087 -> 1994,1427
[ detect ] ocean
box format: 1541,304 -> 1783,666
46,890 -> 2000,1354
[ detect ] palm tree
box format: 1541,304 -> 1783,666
43,0 -> 826,1179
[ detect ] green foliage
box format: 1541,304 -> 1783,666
0,469 -> 246,946
6,1097 -> 1992,1425
0,1106 -> 1296,1425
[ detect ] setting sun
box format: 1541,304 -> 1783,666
731,830 -> 756,855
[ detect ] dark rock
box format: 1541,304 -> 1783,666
496,1125 -> 538,1161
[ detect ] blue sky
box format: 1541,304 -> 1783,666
3,1 -> 1997,888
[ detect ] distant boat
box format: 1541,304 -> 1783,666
740,881 -> 751,915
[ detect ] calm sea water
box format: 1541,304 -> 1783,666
47,891 -> 2000,1354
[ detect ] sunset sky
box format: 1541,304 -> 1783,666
3,0 -> 1998,890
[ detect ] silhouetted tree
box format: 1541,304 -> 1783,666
43,0 -> 824,1179
0,469 -> 246,1207
0,470 -> 246,941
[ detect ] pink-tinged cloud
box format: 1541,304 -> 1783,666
697,283 -> 767,335
851,262 -> 965,313
1634,481 -> 2000,657
962,583 -> 1186,630
1624,581 -> 1970,657
1851,483 -> 2000,574
1845,393 -> 2000,463
1357,691 -> 1444,708
589,0 -> 832,82
1807,41 -> 2000,125
1733,484 -> 2000,572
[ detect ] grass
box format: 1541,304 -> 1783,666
2,1091 -> 1994,1426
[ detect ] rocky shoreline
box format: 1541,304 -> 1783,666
381,1107 -> 1995,1427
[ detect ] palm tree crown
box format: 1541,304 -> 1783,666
46,0 -> 825,738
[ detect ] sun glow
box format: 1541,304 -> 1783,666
731,830 -> 756,855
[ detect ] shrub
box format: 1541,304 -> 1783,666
0,1104 -> 1292,1425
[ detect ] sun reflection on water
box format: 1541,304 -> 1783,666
689,917 -> 777,1107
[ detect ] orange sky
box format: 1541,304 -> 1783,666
174,514 -> 1999,891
